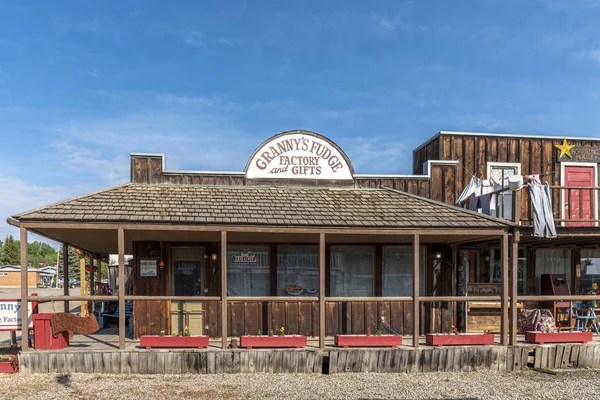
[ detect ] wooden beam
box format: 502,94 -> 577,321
19,220 -> 509,237
8,218 -> 110,262
501,233 -> 509,346
413,233 -> 420,348
220,231 -> 228,350
20,225 -> 28,351
118,227 -> 125,350
62,243 -> 69,313
319,232 -> 326,350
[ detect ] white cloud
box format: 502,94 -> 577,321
78,68 -> 104,78
0,171 -> 72,241
576,48 -> 600,63
371,14 -> 397,31
341,136 -> 412,174
182,30 -> 207,48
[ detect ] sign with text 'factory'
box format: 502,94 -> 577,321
0,301 -> 33,331
245,131 -> 354,180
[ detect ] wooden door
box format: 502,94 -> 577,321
564,166 -> 596,227
170,247 -> 206,335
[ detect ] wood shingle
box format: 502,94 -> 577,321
13,183 -> 511,229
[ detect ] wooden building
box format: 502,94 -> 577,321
411,131 -> 600,331
10,130 -> 514,350
0,265 -> 41,288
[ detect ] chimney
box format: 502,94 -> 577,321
130,153 -> 165,184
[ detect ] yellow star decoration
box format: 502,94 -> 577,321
555,138 -> 575,159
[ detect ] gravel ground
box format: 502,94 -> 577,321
1,369 -> 600,400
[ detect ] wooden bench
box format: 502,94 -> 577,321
101,302 -> 133,332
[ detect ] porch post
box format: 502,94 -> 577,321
413,233 -> 420,348
221,231 -> 228,350
80,253 -> 88,317
319,232 -> 326,350
118,227 -> 126,350
20,225 -> 28,351
501,232 -> 509,345
510,189 -> 521,345
63,243 -> 69,313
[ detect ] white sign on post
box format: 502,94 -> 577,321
246,132 -> 353,180
0,301 -> 33,330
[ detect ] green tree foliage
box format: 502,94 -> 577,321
28,241 -> 57,268
57,245 -> 83,281
0,235 -> 20,265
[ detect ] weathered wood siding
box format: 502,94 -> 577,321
129,155 -> 458,205
132,241 -> 169,338
19,349 -> 323,374
432,134 -> 600,221
413,136 -> 441,175
204,301 -> 419,338
19,343 -> 599,374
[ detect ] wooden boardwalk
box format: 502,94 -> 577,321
16,329 -> 600,374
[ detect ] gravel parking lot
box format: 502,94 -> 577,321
1,369 -> 599,400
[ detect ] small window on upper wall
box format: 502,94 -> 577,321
487,162 -> 521,219
487,162 -> 521,188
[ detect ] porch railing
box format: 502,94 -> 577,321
28,293 -> 600,350
460,185 -> 600,227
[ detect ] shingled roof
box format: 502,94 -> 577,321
13,184 -> 510,229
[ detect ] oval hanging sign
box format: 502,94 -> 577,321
245,131 -> 354,180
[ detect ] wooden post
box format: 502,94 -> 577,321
510,190 -> 521,345
118,227 -> 126,350
80,253 -> 88,317
63,243 -> 69,313
90,255 -> 97,315
20,225 -> 28,351
413,233 -> 420,348
220,231 -> 228,350
319,232 -> 326,350
501,232 -> 509,345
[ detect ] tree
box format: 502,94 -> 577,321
28,241 -> 58,268
0,235 -> 20,265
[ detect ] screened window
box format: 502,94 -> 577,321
227,245 -> 270,296
277,245 -> 319,296
581,249 -> 600,294
535,249 -> 571,295
330,245 -> 375,297
487,163 -> 521,219
382,246 -> 427,296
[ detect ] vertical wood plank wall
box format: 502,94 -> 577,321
414,134 -> 600,221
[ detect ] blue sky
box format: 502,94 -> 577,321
2,0 -> 600,240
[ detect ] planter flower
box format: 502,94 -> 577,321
140,326 -> 209,349
336,327 -> 403,348
0,355 -> 18,373
426,326 -> 494,347
240,327 -> 307,349
525,330 -> 592,345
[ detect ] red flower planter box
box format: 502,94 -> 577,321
335,335 -> 403,348
140,335 -> 209,349
426,333 -> 494,347
240,335 -> 307,349
0,357 -> 18,373
525,331 -> 592,345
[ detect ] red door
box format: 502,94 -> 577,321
564,166 -> 596,226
